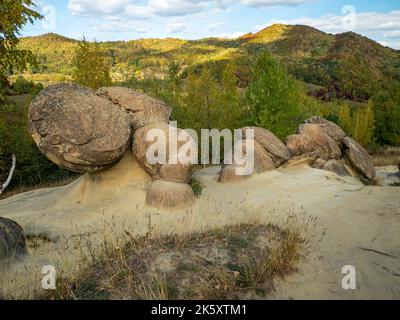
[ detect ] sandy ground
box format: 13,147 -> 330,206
0,152 -> 399,299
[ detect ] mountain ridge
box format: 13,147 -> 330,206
18,24 -> 400,100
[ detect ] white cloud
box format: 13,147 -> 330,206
149,0 -> 210,17
208,21 -> 224,31
167,21 -> 187,33
68,0 -> 315,18
241,0 -> 312,7
215,31 -> 246,38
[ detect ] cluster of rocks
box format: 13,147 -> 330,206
220,127 -> 291,183
219,117 -> 376,182
29,83 -> 195,209
286,116 -> 376,180
29,83 -> 377,204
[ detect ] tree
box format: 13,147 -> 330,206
338,102 -> 352,135
352,104 -> 375,147
0,0 -> 41,101
0,0 -> 41,80
371,81 -> 400,145
246,52 -> 304,139
173,65 -> 244,133
72,38 -> 112,90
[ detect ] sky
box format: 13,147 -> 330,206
22,0 -> 400,49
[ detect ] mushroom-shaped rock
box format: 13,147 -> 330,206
29,83 -> 131,173
132,122 -> 195,179
0,217 -> 27,263
243,127 -> 291,167
97,87 -> 172,129
145,180 -> 195,209
341,137 -> 376,180
287,124 -> 341,160
304,116 -> 346,141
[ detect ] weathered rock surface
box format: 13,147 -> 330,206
219,165 -> 250,183
321,159 -> 352,177
342,137 -> 376,180
29,83 -> 131,173
145,180 -> 195,209
246,140 -> 276,173
287,124 -> 341,160
0,217 -> 27,263
243,127 -> 291,166
97,87 -> 171,129
282,152 -> 319,168
304,116 -> 346,141
132,122 -> 195,179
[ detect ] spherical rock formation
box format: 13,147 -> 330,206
341,137 -> 376,180
29,83 -> 131,173
97,87 -> 172,129
145,180 -> 195,209
243,127 -> 291,167
132,122 -> 195,179
0,217 -> 27,263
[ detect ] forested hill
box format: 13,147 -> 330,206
19,24 -> 400,100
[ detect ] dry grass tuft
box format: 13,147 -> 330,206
40,214 -> 310,300
372,146 -> 400,167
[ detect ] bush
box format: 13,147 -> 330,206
12,76 -> 44,95
0,101 -> 74,191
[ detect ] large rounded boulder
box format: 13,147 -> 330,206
132,122 -> 195,180
97,87 -> 172,129
0,217 -> 27,263
29,83 -> 131,173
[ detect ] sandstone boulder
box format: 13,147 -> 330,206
29,83 -> 131,173
287,124 -> 342,160
304,116 -> 346,141
243,127 -> 291,167
146,180 -> 195,209
0,217 -> 27,263
132,122 -> 195,179
321,159 -> 352,177
244,139 -> 276,173
219,165 -> 250,183
282,152 -> 319,168
341,137 -> 376,180
97,87 -> 171,129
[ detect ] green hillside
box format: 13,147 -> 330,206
16,24 -> 400,100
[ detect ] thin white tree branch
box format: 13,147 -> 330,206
0,154 -> 16,195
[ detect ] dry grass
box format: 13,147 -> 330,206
40,214 -> 310,300
371,146 -> 400,167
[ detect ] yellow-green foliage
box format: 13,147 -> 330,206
338,102 -> 375,147
72,39 -> 112,90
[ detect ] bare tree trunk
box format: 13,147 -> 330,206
0,154 -> 16,195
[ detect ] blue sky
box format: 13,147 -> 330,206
23,0 -> 400,49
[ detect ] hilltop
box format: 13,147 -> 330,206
17,24 -> 400,100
